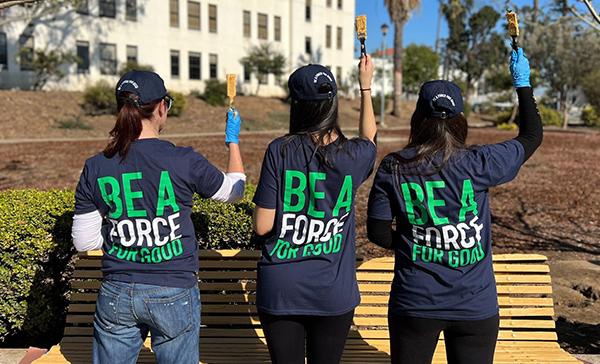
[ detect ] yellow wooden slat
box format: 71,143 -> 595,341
496,285 -> 553,294
494,274 -> 552,284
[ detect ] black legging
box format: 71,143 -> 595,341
389,312 -> 499,364
259,309 -> 355,364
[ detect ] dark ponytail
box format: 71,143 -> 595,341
103,92 -> 161,160
392,110 -> 468,175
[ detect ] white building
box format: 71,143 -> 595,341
0,0 -> 355,96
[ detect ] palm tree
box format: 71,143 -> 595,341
384,0 -> 420,117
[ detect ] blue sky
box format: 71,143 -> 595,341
354,0 -> 569,52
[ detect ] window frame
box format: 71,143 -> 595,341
257,13 -> 268,40
188,52 -> 201,80
126,45 -> 138,64
19,35 -> 34,71
208,4 -> 217,33
99,42 -> 117,75
0,32 -> 7,71
170,0 -> 179,28
305,0 -> 311,22
305,36 -> 312,55
126,0 -> 137,21
209,53 -> 218,79
325,25 -> 332,49
336,26 -> 342,50
337,0 -> 343,10
188,0 -> 201,30
76,40 -> 90,74
171,50 -> 180,78
99,0 -> 116,18
274,16 -> 281,42
243,10 -> 251,38
76,0 -> 89,15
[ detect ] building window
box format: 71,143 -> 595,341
99,43 -> 117,75
243,11 -> 251,38
325,25 -> 332,48
259,74 -> 268,85
19,35 -> 34,71
126,0 -> 137,21
76,41 -> 89,73
126,45 -> 138,63
209,53 -> 217,79
257,13 -> 268,40
76,0 -> 89,15
189,52 -> 201,80
327,0 -> 332,7
188,1 -> 200,30
305,0 -> 311,21
0,32 -> 7,71
171,50 -> 180,78
170,0 -> 179,27
99,0 -> 116,18
274,16 -> 281,42
336,66 -> 342,83
208,4 -> 217,33
336,26 -> 342,49
337,0 -> 343,10
305,37 -> 312,55
243,64 -> 251,82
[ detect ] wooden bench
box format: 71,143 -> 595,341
36,250 -> 579,363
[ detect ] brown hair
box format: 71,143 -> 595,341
392,109 -> 468,175
103,92 -> 162,160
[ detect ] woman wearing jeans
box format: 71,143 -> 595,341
71,70 -> 245,363
367,48 -> 542,364
252,56 -> 376,364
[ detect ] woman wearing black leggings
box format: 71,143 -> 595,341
367,48 -> 542,364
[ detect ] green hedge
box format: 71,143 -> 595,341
0,187 -> 255,347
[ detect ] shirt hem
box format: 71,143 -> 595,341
389,308 -> 499,321
257,302 -> 360,317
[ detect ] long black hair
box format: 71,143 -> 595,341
392,108 -> 469,175
284,94 -> 347,167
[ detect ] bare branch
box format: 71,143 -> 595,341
0,0 -> 40,10
569,5 -> 600,31
580,0 -> 600,25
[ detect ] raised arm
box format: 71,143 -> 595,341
209,108 -> 246,203
359,54 -> 377,142
510,48 -> 543,162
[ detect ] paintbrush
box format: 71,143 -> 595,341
226,74 -> 237,116
506,9 -> 520,51
355,15 -> 367,57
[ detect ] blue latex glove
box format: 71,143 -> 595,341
510,48 -> 531,88
225,107 -> 241,145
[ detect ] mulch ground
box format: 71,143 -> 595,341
0,90 -> 598,353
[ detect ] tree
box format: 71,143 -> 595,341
441,1 -> 504,105
526,18 -> 600,128
18,48 -> 78,90
403,44 -> 439,95
0,0 -> 81,26
239,43 -> 286,95
384,0 -> 420,117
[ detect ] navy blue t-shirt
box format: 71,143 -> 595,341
368,140 -> 525,320
74,138 -> 224,288
253,135 -> 376,315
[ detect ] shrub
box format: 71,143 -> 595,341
55,116 -> 92,130
371,94 -> 392,116
0,190 -> 75,347
497,122 -> 518,131
495,110 -> 514,125
0,187 -> 255,346
168,91 -> 187,117
538,104 -> 562,127
581,105 -> 600,127
118,61 -> 154,76
199,80 -> 228,107
82,80 -> 116,115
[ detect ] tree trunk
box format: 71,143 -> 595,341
560,91 -> 570,129
508,103 -> 519,124
392,20 -> 405,117
533,0 -> 539,22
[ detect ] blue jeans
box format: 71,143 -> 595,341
92,280 -> 201,364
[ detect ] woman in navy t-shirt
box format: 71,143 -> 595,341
252,57 -> 377,363
71,71 -> 246,364
367,49 -> 542,364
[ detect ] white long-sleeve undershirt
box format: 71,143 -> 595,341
71,172 -> 247,252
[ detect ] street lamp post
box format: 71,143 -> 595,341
380,23 -> 389,128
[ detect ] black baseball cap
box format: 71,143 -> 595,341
416,80 -> 464,119
288,64 -> 337,101
116,70 -> 168,104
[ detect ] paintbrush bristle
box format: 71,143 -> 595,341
227,74 -> 236,99
506,11 -> 519,37
355,15 -> 367,39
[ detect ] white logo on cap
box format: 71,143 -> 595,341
117,79 -> 139,90
432,93 -> 456,106
313,71 -> 333,84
